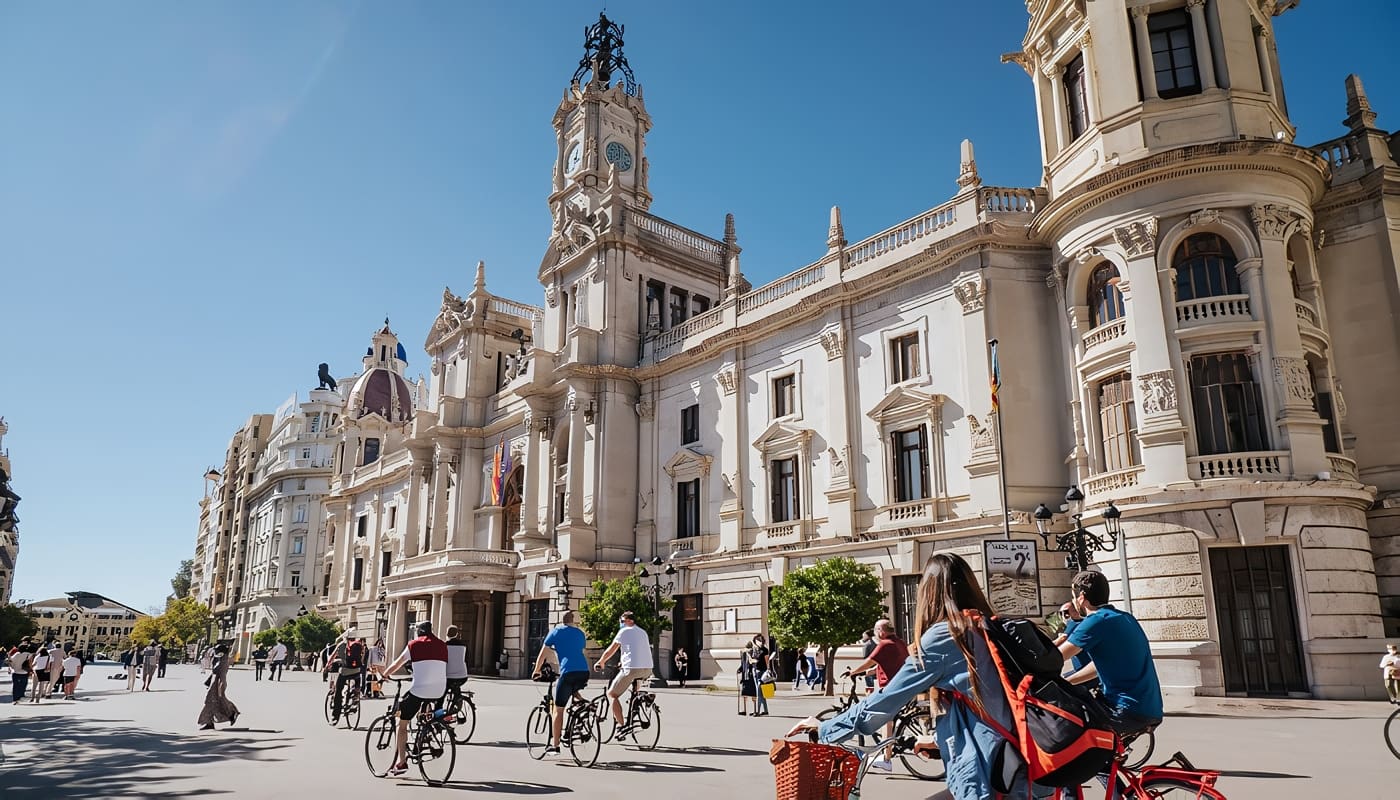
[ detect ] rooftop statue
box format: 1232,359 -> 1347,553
317,363 -> 338,392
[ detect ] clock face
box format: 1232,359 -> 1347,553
605,141 -> 633,172
565,143 -> 582,174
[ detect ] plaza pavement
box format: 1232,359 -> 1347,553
0,664 -> 1390,798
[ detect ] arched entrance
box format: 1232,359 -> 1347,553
501,466 -> 523,543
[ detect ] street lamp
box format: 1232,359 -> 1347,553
555,564 -> 572,610
1033,486 -> 1122,573
636,555 -> 677,688
374,589 -> 389,646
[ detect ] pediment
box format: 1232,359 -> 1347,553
663,446 -> 712,478
867,386 -> 944,422
752,420 -> 813,451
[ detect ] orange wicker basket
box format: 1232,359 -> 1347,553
770,738 -> 860,800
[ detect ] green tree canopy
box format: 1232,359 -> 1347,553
169,559 -> 194,600
291,612 -> 340,653
768,557 -> 887,695
252,628 -> 282,648
0,604 -> 38,645
577,574 -> 674,650
129,615 -> 173,648
161,597 -> 211,645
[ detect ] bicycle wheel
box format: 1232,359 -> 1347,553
452,696 -> 477,744
526,705 -> 554,760
894,711 -> 946,781
324,691 -> 336,725
415,722 -> 456,786
344,690 -> 362,730
567,706 -> 603,767
1122,729 -> 1156,770
363,714 -> 399,777
629,697 -> 662,751
1133,777 -> 1226,798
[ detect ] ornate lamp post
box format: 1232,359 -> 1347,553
1033,486 -> 1122,573
636,555 -> 677,688
374,589 -> 389,646
555,564 -> 572,610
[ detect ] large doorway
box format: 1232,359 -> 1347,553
672,594 -> 703,681
1208,545 -> 1308,695
525,599 -> 550,672
450,590 -> 507,675
892,575 -> 920,642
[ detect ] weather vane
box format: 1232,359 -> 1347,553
572,12 -> 637,96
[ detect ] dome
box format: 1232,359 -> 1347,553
347,368 -> 415,422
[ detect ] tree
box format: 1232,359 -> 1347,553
129,615 -> 172,648
252,628 -> 281,648
292,612 -> 340,654
169,559 -> 194,600
577,574 -> 674,651
0,604 -> 38,645
161,597 -> 211,646
768,557 -> 888,696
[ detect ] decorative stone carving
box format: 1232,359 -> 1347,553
1186,209 -> 1220,229
1139,370 -> 1178,415
826,446 -> 848,479
1112,218 -> 1158,258
635,396 -> 654,420
544,285 -> 558,308
1074,247 -> 1101,265
957,139 -> 981,189
522,410 -> 533,434
968,414 -> 996,451
1251,203 -> 1295,240
714,364 -> 738,396
818,326 -> 845,360
952,273 -> 986,314
442,287 -> 466,314
1130,5 -> 1151,20
1333,379 -> 1348,419
1314,227 -> 1327,250
1273,357 -> 1314,403
720,472 -> 738,499
1000,51 -> 1034,77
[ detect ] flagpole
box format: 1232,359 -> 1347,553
989,339 -> 1011,541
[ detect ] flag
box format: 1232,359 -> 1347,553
489,437 -> 505,505
989,339 -> 1001,413
498,440 -> 514,501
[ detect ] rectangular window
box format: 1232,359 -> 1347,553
381,551 -> 392,578
352,558 -> 364,591
692,295 -> 711,316
1148,9 -> 1201,99
681,403 -> 700,445
290,571 -> 302,588
770,457 -> 801,522
294,505 -> 308,524
890,333 -> 921,383
388,506 -> 398,529
356,515 -> 368,538
1064,52 -> 1090,140
309,414 -> 321,433
1098,373 -> 1141,471
1190,353 -> 1271,456
772,374 -> 796,418
363,438 -> 381,465
301,447 -> 311,460
323,568 -> 332,597
677,478 -> 700,538
892,427 -> 931,503
669,287 -> 689,328
291,536 -> 304,555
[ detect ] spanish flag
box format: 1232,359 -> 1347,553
989,339 -> 1001,413
489,437 -> 505,505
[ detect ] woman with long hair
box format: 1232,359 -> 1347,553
197,643 -> 240,730
787,552 -> 1037,800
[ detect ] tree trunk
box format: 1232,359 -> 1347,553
825,646 -> 837,696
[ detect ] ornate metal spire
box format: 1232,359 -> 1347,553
572,13 -> 637,95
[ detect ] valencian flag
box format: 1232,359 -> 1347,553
489,437 -> 506,505
497,440 -> 514,501
990,339 -> 1002,412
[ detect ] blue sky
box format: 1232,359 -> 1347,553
2,1 -> 1394,613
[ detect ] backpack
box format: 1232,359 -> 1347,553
946,610 -> 1117,789
344,641 -> 365,670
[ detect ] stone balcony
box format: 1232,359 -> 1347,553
1327,454 -> 1359,482
1175,294 -> 1252,329
1081,318 -> 1129,361
1188,451 -> 1289,480
1294,298 -> 1329,352
669,533 -> 719,560
744,521 -> 815,552
1082,466 -> 1144,498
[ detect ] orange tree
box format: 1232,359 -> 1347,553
768,557 -> 887,696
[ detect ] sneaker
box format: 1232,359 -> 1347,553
543,746 -> 561,756
870,759 -> 893,773
383,763 -> 409,777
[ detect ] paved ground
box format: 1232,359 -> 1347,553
0,664 -> 1391,798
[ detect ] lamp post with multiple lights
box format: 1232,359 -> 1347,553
637,556 -> 677,688
1032,486 -> 1123,574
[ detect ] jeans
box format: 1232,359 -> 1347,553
11,673 -> 28,703
755,685 -> 770,714
254,662 -> 265,681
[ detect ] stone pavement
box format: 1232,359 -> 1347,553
0,664 -> 1390,798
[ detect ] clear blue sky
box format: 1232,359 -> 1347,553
3,1 -> 1394,612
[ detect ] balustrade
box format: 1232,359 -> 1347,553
979,186 -> 1039,214
885,498 -> 933,524
489,297 -> 544,321
1293,298 -> 1319,328
1188,451 -> 1287,480
1082,319 -> 1128,352
737,262 -> 825,315
669,534 -> 718,559
846,201 -> 958,267
1311,135 -> 1363,170
1082,466 -> 1143,496
624,209 -> 726,265
1175,294 -> 1252,326
651,305 -> 726,356
1327,455 -> 1359,482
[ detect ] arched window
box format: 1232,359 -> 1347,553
1088,263 -> 1126,327
1174,234 -> 1242,301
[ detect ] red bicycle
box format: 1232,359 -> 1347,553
1054,748 -> 1224,799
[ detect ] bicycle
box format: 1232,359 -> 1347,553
324,674 -> 362,730
598,676 -> 661,751
1385,706 -> 1400,760
525,672 -> 603,767
1120,724 -> 1155,770
364,676 -> 457,785
440,681 -> 478,744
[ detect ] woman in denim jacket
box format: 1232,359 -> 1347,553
788,552 -> 1039,800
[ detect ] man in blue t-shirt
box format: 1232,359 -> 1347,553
532,610 -> 589,756
1057,571 -> 1163,736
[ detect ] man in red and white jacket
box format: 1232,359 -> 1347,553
373,621 -> 448,777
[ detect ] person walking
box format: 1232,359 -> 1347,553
61,647 -> 83,700
812,645 -> 827,690
531,610 -> 590,757
140,640 -> 160,691
46,641 -> 64,698
28,646 -> 49,703
268,639 -> 288,681
858,630 -> 877,695
158,646 -> 169,678
1381,644 -> 1400,704
198,643 -> 239,730
9,643 -> 31,704
792,644 -> 809,691
126,644 -> 140,692
736,644 -> 757,716
252,645 -> 268,681
673,647 -> 689,688
748,634 -> 771,717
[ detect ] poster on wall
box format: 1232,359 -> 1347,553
983,539 -> 1041,617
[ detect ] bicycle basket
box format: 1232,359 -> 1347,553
770,738 -> 859,800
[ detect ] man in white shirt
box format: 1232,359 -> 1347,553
61,651 -> 82,699
268,641 -> 288,681
593,611 -> 653,731
373,621 -> 448,777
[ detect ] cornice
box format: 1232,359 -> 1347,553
1313,164 -> 1400,218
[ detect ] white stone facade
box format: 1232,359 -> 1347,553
0,418 -> 18,605
219,2 -> 1399,699
24,592 -> 147,658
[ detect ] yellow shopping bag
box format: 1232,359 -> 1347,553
761,681 -> 776,700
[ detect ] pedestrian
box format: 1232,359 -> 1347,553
126,644 -> 140,692
252,645 -> 269,682
269,639 -> 288,681
61,647 -> 83,700
158,646 -> 169,678
9,643 -> 31,704
673,647 -> 689,688
792,643 -> 809,690
197,643 -> 240,730
736,645 -> 757,716
812,644 -> 827,689
46,641 -> 64,698
140,640 -> 160,691
859,630 -> 877,695
28,646 -> 49,703
1381,643 -> 1400,704
199,645 -> 213,674
748,634 -> 771,717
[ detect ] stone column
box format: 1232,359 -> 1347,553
436,591 -> 455,635
565,391 -> 588,527
1044,67 -> 1067,154
1078,30 -> 1101,125
1253,27 -> 1275,98
515,410 -> 547,547
431,447 -> 455,552
819,323 -> 855,539
1131,7 -> 1159,101
387,598 -> 405,654
1185,0 -> 1217,90
714,360 -> 745,551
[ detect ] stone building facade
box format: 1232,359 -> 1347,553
0,418 -> 18,605
24,592 -> 146,657
233,2 -> 1397,699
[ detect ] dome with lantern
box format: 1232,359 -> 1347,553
346,320 -> 415,423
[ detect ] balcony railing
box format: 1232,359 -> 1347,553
1294,298 -> 1319,329
652,305 -> 726,358
1082,466 -> 1144,496
1327,455 -> 1359,482
669,534 -> 718,559
1082,318 -> 1128,354
846,199 -> 958,268
738,261 -> 825,316
623,208 -> 727,266
1311,134 -> 1364,171
881,498 -> 935,527
748,521 -> 812,550
1175,294 -> 1252,326
489,297 -> 544,322
1188,451 -> 1288,480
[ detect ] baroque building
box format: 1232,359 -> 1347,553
296,2 -> 1399,699
23,592 -> 146,657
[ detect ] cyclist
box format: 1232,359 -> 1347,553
439,626 -> 468,713
593,610 -> 653,734
373,621 -> 449,777
330,634 -> 366,724
532,610 -> 589,756
841,619 -> 908,772
1057,570 -> 1163,738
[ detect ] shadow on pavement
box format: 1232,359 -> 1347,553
1,715 -> 298,798
1216,769 -> 1311,780
593,760 -> 724,774
653,745 -> 766,757
406,780 -> 573,794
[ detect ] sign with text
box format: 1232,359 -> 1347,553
983,539 -> 1041,617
